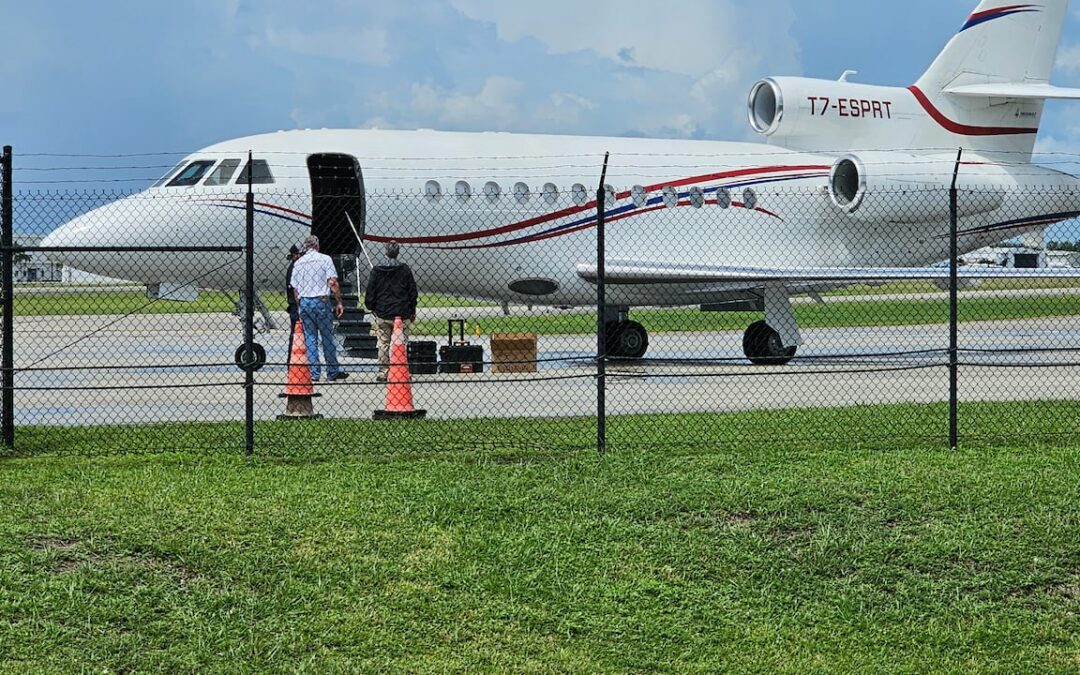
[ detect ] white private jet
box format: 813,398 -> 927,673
42,0 -> 1080,364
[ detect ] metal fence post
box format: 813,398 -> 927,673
596,153 -> 610,456
949,148 -> 962,451
1,146 -> 13,449
244,151 -> 255,456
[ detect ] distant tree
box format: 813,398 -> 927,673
12,251 -> 31,265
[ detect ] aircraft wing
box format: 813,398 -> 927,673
576,259 -> 1080,285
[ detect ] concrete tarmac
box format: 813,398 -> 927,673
12,309 -> 1080,426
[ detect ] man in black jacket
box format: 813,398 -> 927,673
364,240 -> 418,382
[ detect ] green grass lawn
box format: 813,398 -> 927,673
12,285 -> 1080,344
824,278 -> 1080,296
13,290 -> 490,317
2,402 -> 1079,672
411,292 -> 1080,336
14,284 -> 1080,337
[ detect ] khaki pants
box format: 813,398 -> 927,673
375,316 -> 411,376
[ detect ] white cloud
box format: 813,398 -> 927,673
360,116 -> 399,130
449,0 -> 798,79
663,113 -> 702,137
442,0 -> 799,138
1056,42 -> 1080,75
412,77 -> 525,129
258,25 -> 391,66
533,93 -> 597,126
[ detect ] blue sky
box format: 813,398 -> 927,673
4,1 -> 1080,186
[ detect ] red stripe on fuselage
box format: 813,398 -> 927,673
198,198 -> 313,221
372,165 -> 827,245
908,86 -> 1038,136
404,201 -> 783,250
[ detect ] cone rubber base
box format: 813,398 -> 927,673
373,409 -> 427,420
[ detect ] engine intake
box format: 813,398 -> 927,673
830,156 -> 865,210
827,152 -> 1008,223
745,76 -> 912,152
748,78 -> 783,135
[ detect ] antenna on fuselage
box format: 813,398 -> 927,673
838,70 -> 857,82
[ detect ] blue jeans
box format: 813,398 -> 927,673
299,297 -> 341,381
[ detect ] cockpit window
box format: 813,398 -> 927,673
204,159 -> 241,186
152,161 -> 186,188
166,160 -> 215,187
235,159 -> 275,185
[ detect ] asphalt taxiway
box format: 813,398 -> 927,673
11,308 -> 1080,426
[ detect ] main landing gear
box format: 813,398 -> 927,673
742,320 -> 797,366
605,319 -> 649,359
602,307 -> 649,359
604,287 -> 802,364
601,314 -> 798,365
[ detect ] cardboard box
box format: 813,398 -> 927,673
490,332 -> 537,373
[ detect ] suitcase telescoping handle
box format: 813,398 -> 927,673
447,318 -> 466,345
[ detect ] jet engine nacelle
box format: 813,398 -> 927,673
748,77 -> 911,151
826,152 -> 1009,223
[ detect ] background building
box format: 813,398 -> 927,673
12,234 -> 63,283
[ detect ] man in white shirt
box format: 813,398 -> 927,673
289,235 -> 348,382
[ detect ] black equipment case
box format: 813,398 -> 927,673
407,340 -> 438,375
438,319 -> 484,373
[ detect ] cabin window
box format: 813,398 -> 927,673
631,185 -> 648,208
152,161 -> 187,188
167,160 -> 215,187
425,180 -> 442,201
604,184 -> 616,207
662,186 -> 679,208
483,181 -> 501,202
742,188 -> 757,210
455,180 -> 472,201
204,159 -> 242,186
715,187 -> 731,209
571,183 -> 588,206
514,182 -> 531,203
542,183 -> 559,205
689,187 -> 705,209
235,159 -> 275,185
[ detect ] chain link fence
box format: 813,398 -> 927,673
2,147 -> 1079,456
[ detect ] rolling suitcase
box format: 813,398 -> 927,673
438,319 -> 484,373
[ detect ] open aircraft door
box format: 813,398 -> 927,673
306,153 -> 365,257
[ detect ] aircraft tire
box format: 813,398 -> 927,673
235,343 -> 267,372
742,320 -> 796,366
605,320 -> 649,359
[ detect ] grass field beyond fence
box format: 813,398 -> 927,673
1,401 -> 1079,672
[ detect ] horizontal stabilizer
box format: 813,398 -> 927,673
942,83 -> 1080,100
577,260 -> 1080,285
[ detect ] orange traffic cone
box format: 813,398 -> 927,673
374,317 -> 426,420
277,320 -> 323,420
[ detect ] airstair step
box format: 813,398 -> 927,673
336,319 -> 371,330
342,335 -> 377,350
344,347 -> 378,359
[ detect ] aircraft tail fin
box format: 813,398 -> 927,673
912,0 -> 1070,158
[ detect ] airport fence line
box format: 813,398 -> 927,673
1,146 -> 1079,456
